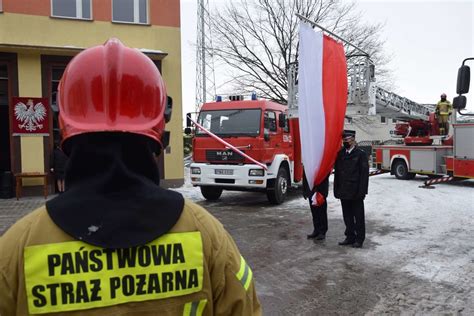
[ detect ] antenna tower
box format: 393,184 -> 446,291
196,0 -> 216,112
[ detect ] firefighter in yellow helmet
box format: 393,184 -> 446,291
0,39 -> 261,316
435,93 -> 453,135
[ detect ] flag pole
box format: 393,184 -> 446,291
295,13 -> 370,58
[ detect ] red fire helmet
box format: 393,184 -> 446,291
58,38 -> 171,149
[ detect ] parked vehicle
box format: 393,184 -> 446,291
187,96 -> 303,204
373,58 -> 474,183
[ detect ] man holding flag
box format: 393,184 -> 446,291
297,21 -> 347,243
303,171 -> 329,240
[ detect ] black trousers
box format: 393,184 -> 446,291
308,199 -> 328,235
341,199 -> 365,243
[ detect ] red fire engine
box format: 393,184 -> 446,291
188,96 -> 302,204
373,58 -> 474,184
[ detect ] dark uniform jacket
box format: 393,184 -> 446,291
50,148 -> 68,177
302,171 -> 329,199
334,146 -> 369,200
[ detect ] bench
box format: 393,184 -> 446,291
14,172 -> 48,200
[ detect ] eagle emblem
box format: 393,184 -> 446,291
14,99 -> 47,132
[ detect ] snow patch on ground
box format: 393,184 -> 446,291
356,174 -> 474,285
174,168 -> 474,287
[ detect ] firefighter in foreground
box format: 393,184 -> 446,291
435,93 -> 453,135
334,130 -> 369,248
0,39 -> 261,316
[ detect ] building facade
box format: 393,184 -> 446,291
0,0 -> 184,195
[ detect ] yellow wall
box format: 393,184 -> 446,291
17,52 -> 44,186
162,28 -> 183,180
1,12 -> 184,182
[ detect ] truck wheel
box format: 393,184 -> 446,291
267,167 -> 289,205
200,186 -> 223,200
393,160 -> 415,180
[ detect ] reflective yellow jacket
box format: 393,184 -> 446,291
0,200 -> 261,316
436,100 -> 453,115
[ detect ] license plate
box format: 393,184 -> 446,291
215,169 -> 233,175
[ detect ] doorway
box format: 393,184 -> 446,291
0,64 -> 11,172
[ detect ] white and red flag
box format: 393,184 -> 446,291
298,22 -> 348,190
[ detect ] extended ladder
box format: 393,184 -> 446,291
347,58 -> 433,121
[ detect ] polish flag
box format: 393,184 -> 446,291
298,22 -> 348,189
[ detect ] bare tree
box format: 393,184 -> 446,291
210,0 -> 391,103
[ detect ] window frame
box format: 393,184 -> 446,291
50,0 -> 93,21
264,111 -> 277,133
281,113 -> 290,133
112,0 -> 149,25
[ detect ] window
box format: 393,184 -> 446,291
113,0 -> 148,24
51,0 -> 92,20
264,111 -> 277,132
50,66 -> 67,141
380,116 -> 387,124
196,109 -> 261,137
281,114 -> 290,133
392,119 -> 397,123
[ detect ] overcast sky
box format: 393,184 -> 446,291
180,0 -> 474,116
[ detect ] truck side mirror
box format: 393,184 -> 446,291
456,65 -> 470,94
453,95 -> 467,110
263,129 -> 270,141
164,96 -> 173,123
278,113 -> 287,128
186,113 -> 192,128
184,127 -> 192,135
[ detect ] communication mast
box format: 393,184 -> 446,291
196,0 -> 216,112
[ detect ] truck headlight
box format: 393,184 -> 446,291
191,167 -> 201,175
249,169 -> 264,176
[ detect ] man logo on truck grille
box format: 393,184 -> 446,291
206,150 -> 244,162
216,151 -> 233,156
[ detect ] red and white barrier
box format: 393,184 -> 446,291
369,169 -> 388,177
422,176 -> 456,187
188,116 -> 268,170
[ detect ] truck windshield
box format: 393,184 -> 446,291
196,109 -> 261,137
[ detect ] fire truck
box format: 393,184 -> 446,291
373,58 -> 474,184
188,95 -> 303,204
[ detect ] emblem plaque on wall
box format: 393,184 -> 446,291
11,97 -> 50,136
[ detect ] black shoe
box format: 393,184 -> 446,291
315,234 -> 326,240
352,242 -> 363,248
338,239 -> 355,246
307,231 -> 319,239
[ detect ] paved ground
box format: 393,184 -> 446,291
189,191 -> 473,315
1,175 -> 473,315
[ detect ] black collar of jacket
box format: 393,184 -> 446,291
46,133 -> 184,249
341,146 -> 359,157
